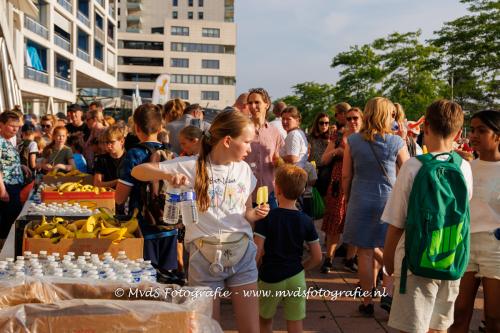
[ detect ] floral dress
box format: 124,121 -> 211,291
321,132 -> 346,236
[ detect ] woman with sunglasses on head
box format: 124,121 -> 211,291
320,105 -> 362,274
40,115 -> 55,145
308,112 -> 332,203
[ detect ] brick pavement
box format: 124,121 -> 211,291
219,221 -> 484,333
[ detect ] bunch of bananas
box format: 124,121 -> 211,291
26,209 -> 139,244
53,182 -> 113,194
46,169 -> 89,178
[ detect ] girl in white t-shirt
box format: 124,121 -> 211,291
132,110 -> 269,332
281,106 -> 308,168
452,110 -> 500,333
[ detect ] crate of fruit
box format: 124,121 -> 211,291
41,182 -> 115,212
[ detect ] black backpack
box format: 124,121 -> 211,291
136,143 -> 183,231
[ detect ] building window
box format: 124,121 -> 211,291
202,28 -> 220,38
202,59 -> 220,69
188,0 -> 193,6
198,12 -> 204,19
173,0 -> 178,5
117,21 -> 120,29
152,27 -> 164,34
170,58 -> 189,68
201,91 -> 219,100
171,42 -> 234,54
171,26 -> 189,36
118,8 -> 121,15
172,11 -> 178,19
198,0 -> 203,6
171,90 -> 189,99
170,74 -> 235,85
188,11 -> 193,19
94,41 -> 104,61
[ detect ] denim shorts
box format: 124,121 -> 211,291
187,239 -> 258,291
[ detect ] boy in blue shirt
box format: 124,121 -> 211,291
254,164 -> 322,333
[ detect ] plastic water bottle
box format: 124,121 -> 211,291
181,188 -> 199,225
142,260 -> 157,281
130,264 -> 143,283
116,251 -> 128,263
163,185 -> 181,225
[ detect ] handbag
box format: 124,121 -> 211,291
193,233 -> 249,268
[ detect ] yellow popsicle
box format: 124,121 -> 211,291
422,145 -> 428,154
256,186 -> 269,205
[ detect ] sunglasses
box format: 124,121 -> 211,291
319,121 -> 330,125
41,124 -> 52,128
346,116 -> 359,121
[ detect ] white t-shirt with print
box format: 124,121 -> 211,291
28,141 -> 39,154
381,154 -> 473,277
281,129 -> 308,168
469,159 -> 500,233
159,156 -> 257,244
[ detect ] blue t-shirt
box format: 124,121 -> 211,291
254,208 -> 319,283
73,153 -> 87,173
118,141 -> 164,236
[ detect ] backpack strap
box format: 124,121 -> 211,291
400,256 -> 408,294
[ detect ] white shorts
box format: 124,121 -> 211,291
466,232 -> 500,280
389,274 -> 460,333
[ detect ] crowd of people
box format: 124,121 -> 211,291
0,91 -> 498,333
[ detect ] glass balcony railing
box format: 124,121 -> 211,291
126,27 -> 141,33
107,36 -> 115,46
55,76 -> 72,91
24,66 -> 49,84
57,0 -> 73,13
109,6 -> 115,18
95,0 -> 104,8
94,59 -> 104,70
77,48 -> 90,62
77,11 -> 90,27
24,16 -> 49,39
95,28 -> 105,41
54,34 -> 71,52
107,65 -> 115,75
127,2 -> 142,10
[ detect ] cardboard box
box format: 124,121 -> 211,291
41,187 -> 115,212
0,300 -> 200,333
22,221 -> 144,259
42,174 -> 94,185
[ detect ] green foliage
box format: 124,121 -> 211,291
278,0 -> 499,121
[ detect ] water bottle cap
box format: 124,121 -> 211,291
39,251 -> 47,255
83,252 -> 91,256
16,256 -> 24,261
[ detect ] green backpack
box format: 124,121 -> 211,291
400,151 -> 470,294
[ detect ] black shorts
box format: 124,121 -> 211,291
143,231 -> 178,271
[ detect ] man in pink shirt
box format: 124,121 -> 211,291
245,88 -> 284,208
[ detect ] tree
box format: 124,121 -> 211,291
432,0 -> 500,110
279,82 -> 336,130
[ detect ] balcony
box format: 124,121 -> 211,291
24,16 -> 49,40
24,66 -> 49,84
77,11 -> 90,27
126,27 -> 142,33
127,16 -> 142,23
55,76 -> 72,91
107,36 -> 115,46
107,66 -> 115,75
95,27 -> 105,42
57,0 -> 73,14
108,6 -> 115,18
54,34 -> 71,52
127,2 -> 142,10
77,48 -> 90,62
95,0 -> 104,8
94,59 -> 104,71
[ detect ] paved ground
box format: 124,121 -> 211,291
220,221 -> 485,333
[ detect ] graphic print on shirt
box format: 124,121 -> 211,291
208,177 -> 247,212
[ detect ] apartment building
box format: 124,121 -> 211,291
1,0 -> 118,114
117,0 -> 236,109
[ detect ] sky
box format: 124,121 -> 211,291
235,0 -> 469,100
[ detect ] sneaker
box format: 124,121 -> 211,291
358,303 -> 374,317
343,257 -> 358,272
320,258 -> 333,274
479,320 -> 486,332
380,295 -> 392,313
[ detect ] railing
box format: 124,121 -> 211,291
127,2 -> 142,10
24,66 -> 48,84
77,11 -> 90,27
54,76 -> 72,91
95,0 -> 104,8
54,34 -> 71,52
126,28 -> 141,33
95,28 -> 105,42
127,15 -> 141,22
94,59 -> 104,70
57,0 -> 73,14
109,6 -> 115,18
107,36 -> 115,46
24,16 -> 49,39
107,66 -> 115,75
77,48 -> 90,62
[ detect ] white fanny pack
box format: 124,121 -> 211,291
194,232 -> 249,268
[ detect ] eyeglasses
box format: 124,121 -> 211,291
319,121 -> 330,125
346,116 -> 359,121
104,140 -> 117,145
41,124 -> 52,128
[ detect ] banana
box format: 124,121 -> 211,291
69,219 -> 87,228
56,224 -> 73,237
51,236 -> 61,244
93,186 -> 100,194
34,222 -> 56,235
99,227 -> 128,243
121,209 -> 139,234
99,224 -> 123,236
83,215 -> 98,233
75,230 -> 98,238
